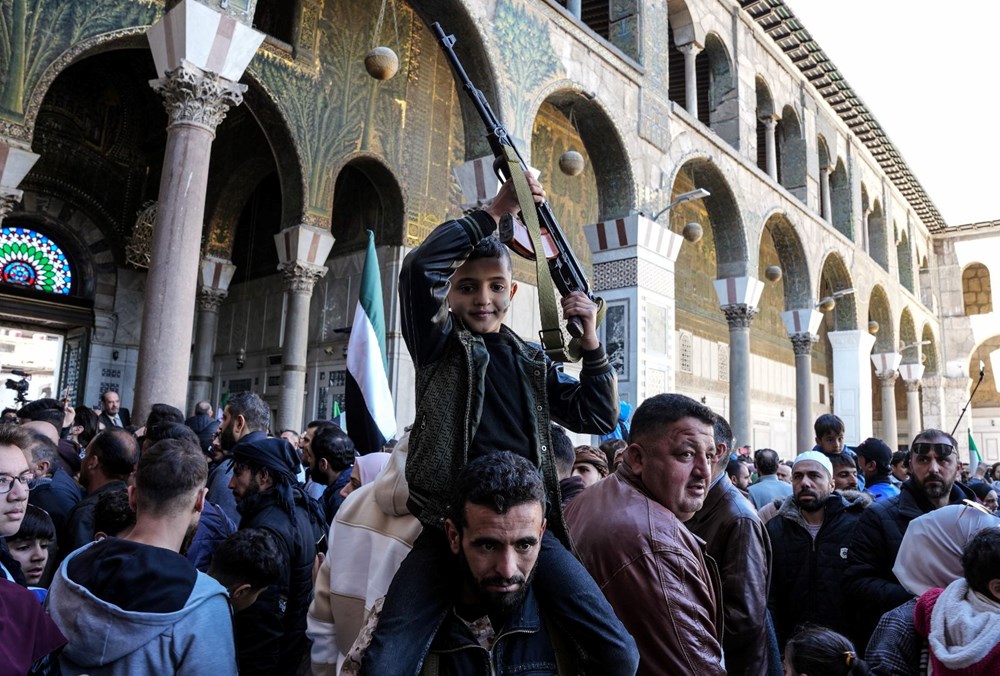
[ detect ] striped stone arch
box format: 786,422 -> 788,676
7,191 -> 116,314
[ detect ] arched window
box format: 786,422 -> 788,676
962,263 -> 993,315
0,227 -> 72,295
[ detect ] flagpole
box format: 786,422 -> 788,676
951,360 -> 986,438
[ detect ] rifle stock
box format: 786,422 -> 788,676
432,22 -> 597,339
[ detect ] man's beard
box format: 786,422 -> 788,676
916,472 -> 953,499
458,549 -> 538,617
795,490 -> 826,513
180,516 -> 200,555
220,424 -> 238,452
235,476 -> 262,503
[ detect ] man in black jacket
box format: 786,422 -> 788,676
767,451 -> 863,649
184,401 -> 219,457
229,435 -> 325,676
842,428 -> 975,655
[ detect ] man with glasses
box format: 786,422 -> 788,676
843,428 -> 977,656
0,425 -> 37,584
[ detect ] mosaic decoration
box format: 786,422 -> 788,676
0,227 -> 72,294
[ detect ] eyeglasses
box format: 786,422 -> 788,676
0,472 -> 37,494
911,442 -> 954,457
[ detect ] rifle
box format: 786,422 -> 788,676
431,22 -> 600,345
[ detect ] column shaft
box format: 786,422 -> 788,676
765,117 -> 778,181
276,264 -> 326,433
879,373 -> 899,448
187,290 -> 225,411
682,45 -> 699,118
133,64 -> 244,424
820,167 -> 832,220
723,305 -> 757,448
790,333 -> 816,454
905,381 -> 921,445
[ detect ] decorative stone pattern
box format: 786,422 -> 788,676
593,258 -> 637,291
678,330 -> 693,374
790,332 -> 818,356
198,287 -> 228,312
637,262 -> 674,298
721,304 -> 759,329
718,343 -> 730,382
151,62 -> 246,131
279,261 -> 327,293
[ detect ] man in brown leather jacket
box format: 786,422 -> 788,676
686,415 -> 772,675
565,393 -> 724,675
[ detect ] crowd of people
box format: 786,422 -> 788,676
1,173 -> 998,675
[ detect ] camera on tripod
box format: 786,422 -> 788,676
5,369 -> 30,405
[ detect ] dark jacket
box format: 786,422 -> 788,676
184,414 -> 219,455
687,474 -> 772,676
558,475 -> 587,507
98,408 -> 131,429
320,467 -> 352,526
186,500 -> 236,572
767,494 -> 864,648
420,587 -> 574,675
235,483 -> 326,676
63,480 -> 128,555
843,479 -> 976,653
566,462 -> 724,676
399,211 -> 618,544
29,467 -> 82,546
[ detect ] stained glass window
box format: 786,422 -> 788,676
0,228 -> 72,295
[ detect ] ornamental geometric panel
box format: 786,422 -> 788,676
0,227 -> 72,295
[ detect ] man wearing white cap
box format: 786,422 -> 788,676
766,451 -> 865,649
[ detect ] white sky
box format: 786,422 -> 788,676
782,1 -> 1000,227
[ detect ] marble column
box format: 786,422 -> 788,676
566,0 -> 582,18
820,165 -> 833,221
274,225 -> 335,433
827,330 -> 877,444
764,116 -> 778,181
187,257 -> 236,413
0,142 -> 40,224
898,362 -> 925,446
583,213 -> 686,408
715,277 -> 765,448
679,43 -> 702,118
134,0 -> 263,423
872,352 -> 902,447
782,307 -> 823,454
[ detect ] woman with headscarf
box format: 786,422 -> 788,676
339,452 -> 391,501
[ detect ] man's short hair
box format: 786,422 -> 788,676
725,457 -> 744,480
145,422 -> 200,447
0,424 -> 33,454
101,390 -> 119,404
712,415 -> 734,451
90,428 -> 140,481
754,448 -> 779,475
16,398 -> 64,432
855,438 -> 892,475
94,486 -> 136,537
466,234 -> 512,273
226,392 -> 271,434
452,451 -> 546,528
23,430 -> 58,469
813,413 -> 845,437
146,403 -> 185,430
891,450 -> 909,469
134,438 -> 208,515
311,426 -> 356,473
629,393 -> 716,445
962,528 -> 1000,598
307,419 -> 337,431
551,425 -> 575,478
209,528 -> 283,591
194,401 -> 213,416
829,453 -> 856,470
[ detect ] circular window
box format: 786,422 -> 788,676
0,227 -> 72,295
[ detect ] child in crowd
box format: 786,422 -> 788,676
5,505 -> 54,588
358,174 -> 636,674
785,626 -> 870,676
208,529 -> 282,613
814,414 -> 865,490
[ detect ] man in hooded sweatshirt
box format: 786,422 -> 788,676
45,437 -> 235,674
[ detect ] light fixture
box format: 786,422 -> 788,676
868,320 -> 880,335
650,188 -> 711,222
899,340 -> 931,352
816,287 -> 855,313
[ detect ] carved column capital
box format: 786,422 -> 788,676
677,42 -> 703,57
150,61 -> 246,131
877,371 -> 899,387
0,190 -> 21,222
280,261 -> 327,294
198,287 -> 228,312
904,379 -> 921,393
789,332 -> 818,356
721,304 -> 758,329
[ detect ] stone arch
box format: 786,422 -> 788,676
760,211 -> 811,309
899,308 -> 918,362
818,251 -> 858,331
529,86 -> 635,222
666,0 -> 702,111
667,0 -> 702,47
921,323 -> 939,375
868,284 -> 895,352
777,105 -> 806,202
207,157 -> 277,260
897,227 -> 915,294
410,3 -> 500,160
669,156 -> 747,278
830,157 -> 851,238
868,199 -> 889,271
755,76 -> 775,173
229,173 -> 284,285
962,262 -> 993,315
329,153 -> 406,254
695,32 -> 738,149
